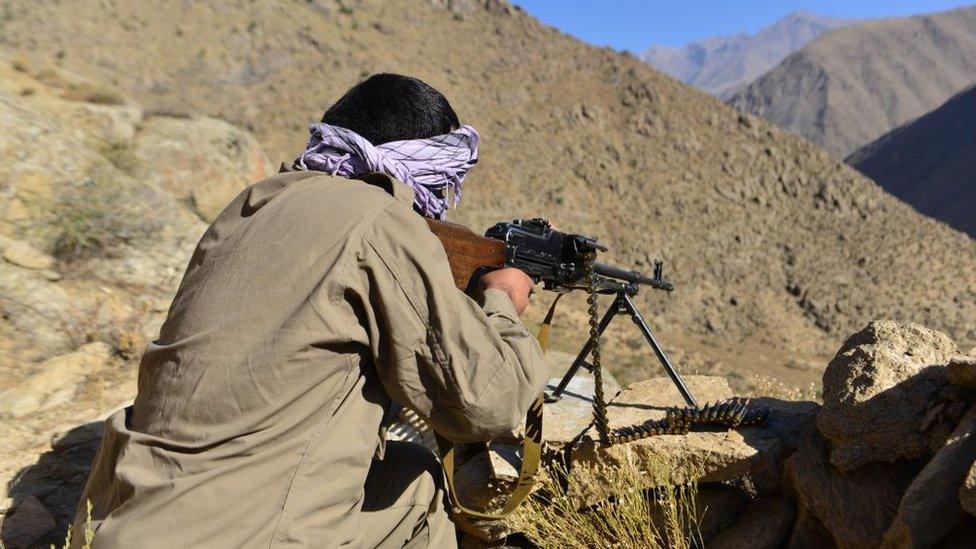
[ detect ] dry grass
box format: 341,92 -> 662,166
48,170 -> 161,262
749,375 -> 821,402
57,500 -> 94,549
510,454 -> 704,549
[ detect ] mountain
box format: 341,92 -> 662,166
1,0 -> 975,393
846,84 -> 976,239
641,11 -> 848,100
728,5 -> 976,157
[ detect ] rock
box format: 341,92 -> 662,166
709,495 -> 795,549
695,485 -> 749,542
941,518 -> 976,548
883,403 -> 976,547
0,342 -> 112,418
962,461 -> 976,516
786,429 -> 916,548
0,263 -> 77,350
948,355 -> 976,388
0,497 -> 12,514
132,115 -> 273,221
818,321 -> 959,471
2,421 -> 107,547
567,376 -> 818,491
2,239 -> 55,270
0,495 -> 56,549
787,499 -> 838,549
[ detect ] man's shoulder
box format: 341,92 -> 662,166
268,170 -> 396,206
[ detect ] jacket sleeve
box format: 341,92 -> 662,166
358,202 -> 548,443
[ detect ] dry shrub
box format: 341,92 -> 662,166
48,171 -> 161,262
749,375 -> 820,402
510,454 -> 704,549
59,82 -> 126,106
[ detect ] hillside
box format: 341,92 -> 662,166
727,5 -> 976,157
1,0 -> 976,392
847,84 -> 976,239
641,11 -> 847,99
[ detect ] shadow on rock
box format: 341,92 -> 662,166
1,421 -> 103,549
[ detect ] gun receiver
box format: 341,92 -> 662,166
426,217 -> 673,295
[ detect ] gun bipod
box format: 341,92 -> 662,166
546,288 -> 697,408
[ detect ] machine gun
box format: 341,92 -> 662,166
425,218 -> 770,542
426,217 -> 697,408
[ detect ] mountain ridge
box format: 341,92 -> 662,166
727,5 -> 976,157
641,11 -> 848,99
847,83 -> 976,239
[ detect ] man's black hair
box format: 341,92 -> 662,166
321,73 -> 460,145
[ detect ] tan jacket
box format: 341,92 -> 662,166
74,169 -> 547,548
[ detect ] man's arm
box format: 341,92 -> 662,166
358,202 -> 548,443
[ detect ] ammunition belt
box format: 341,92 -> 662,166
609,397 -> 770,444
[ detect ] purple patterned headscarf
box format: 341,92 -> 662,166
294,123 -> 480,219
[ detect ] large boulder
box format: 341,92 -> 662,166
131,115 -> 273,221
0,422 -> 105,548
709,495 -> 795,549
818,321 -> 959,471
786,429 -> 917,548
883,403 -> 976,547
948,353 -> 976,389
787,499 -> 837,549
0,495 -> 56,549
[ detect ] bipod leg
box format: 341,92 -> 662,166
547,292 -> 624,401
620,293 -> 698,407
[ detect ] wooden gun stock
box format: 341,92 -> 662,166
426,219 -> 507,292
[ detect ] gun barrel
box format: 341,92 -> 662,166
593,262 -> 674,291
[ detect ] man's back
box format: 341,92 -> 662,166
74,169 -> 547,548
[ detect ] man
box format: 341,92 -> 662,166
72,74 -> 547,548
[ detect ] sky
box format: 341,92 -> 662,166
510,1 -> 976,50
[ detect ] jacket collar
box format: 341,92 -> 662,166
278,162 -> 415,208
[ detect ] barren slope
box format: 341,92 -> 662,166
847,84 -> 976,239
728,6 -> 976,157
1,0 -> 975,388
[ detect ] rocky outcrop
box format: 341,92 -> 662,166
0,422 -> 104,549
785,429 -> 915,547
0,343 -> 113,418
817,321 -> 959,471
883,403 -> 976,547
131,115 -> 272,221
788,321 -> 976,548
708,495 -> 795,549
948,353 -> 976,389
961,462 -> 976,516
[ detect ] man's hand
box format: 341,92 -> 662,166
481,267 -> 533,315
